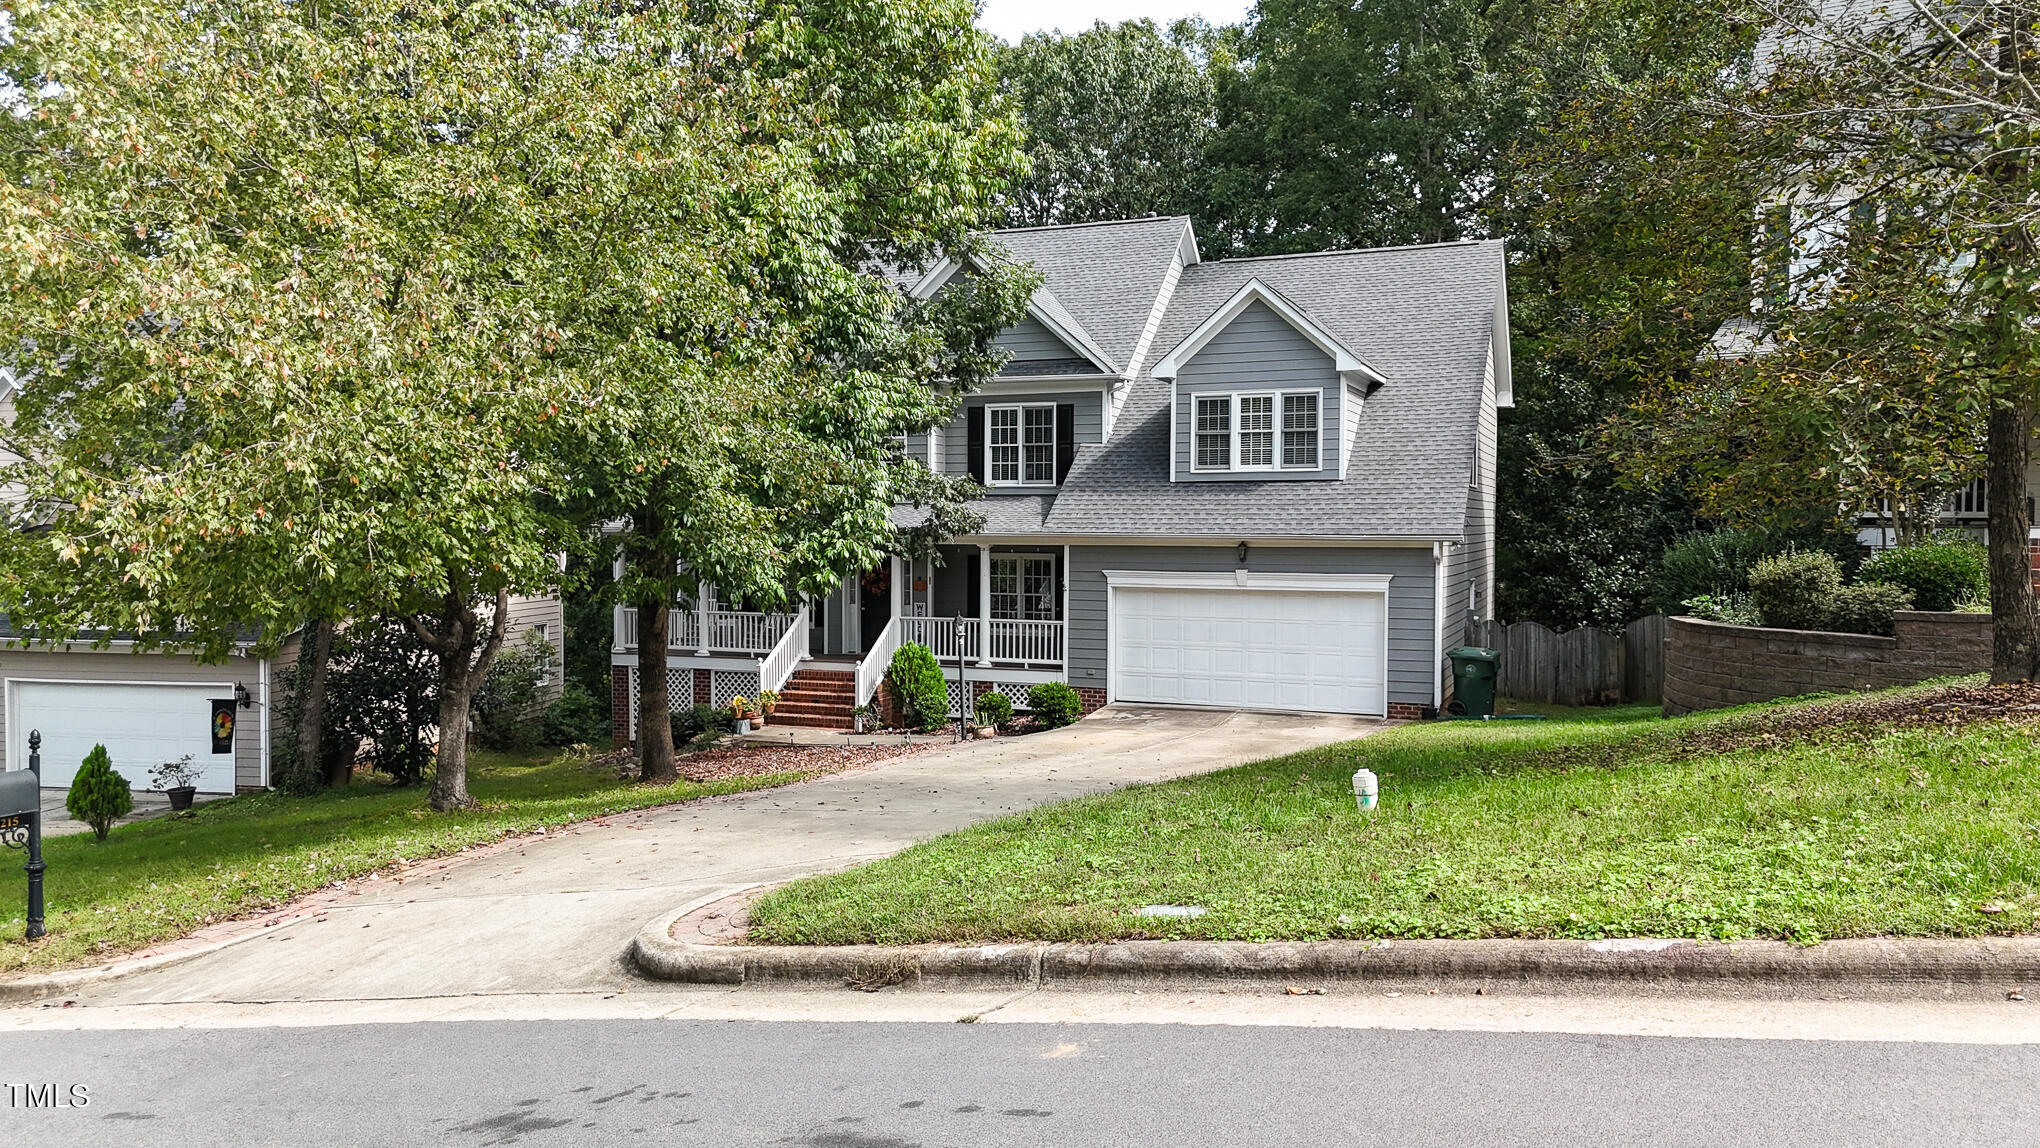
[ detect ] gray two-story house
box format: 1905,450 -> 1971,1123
610,217 -> 1510,731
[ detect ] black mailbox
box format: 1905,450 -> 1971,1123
0,771 -> 37,823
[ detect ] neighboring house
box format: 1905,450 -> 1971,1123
0,373 -> 562,793
610,217 -> 1511,730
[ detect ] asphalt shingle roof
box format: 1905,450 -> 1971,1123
1042,240 -> 1506,540
990,217 -> 1192,373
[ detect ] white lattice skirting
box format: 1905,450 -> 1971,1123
626,667 -> 699,739
711,670 -> 760,709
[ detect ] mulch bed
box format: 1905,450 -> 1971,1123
586,742 -> 927,784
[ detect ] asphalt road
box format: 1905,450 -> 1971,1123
1,1019 -> 2033,1147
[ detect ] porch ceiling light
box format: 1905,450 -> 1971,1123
1236,541 -> 1249,564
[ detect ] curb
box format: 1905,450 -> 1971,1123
629,925 -> 2040,996
0,931 -> 261,1005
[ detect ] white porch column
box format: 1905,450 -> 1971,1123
695,578 -> 710,655
977,544 -> 993,667
889,554 -> 904,628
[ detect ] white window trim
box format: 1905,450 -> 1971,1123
1187,390 -> 1324,474
984,402 -> 1059,488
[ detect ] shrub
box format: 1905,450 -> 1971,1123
1748,550 -> 1843,630
1681,592 -> 1761,626
1828,582 -> 1914,636
1026,681 -> 1084,728
974,692 -> 1013,727
1655,529 -> 1770,613
542,683 -> 610,747
473,630 -> 552,752
1858,539 -> 1988,612
317,617 -> 438,786
671,703 -> 734,745
886,643 -> 950,731
67,745 -> 133,841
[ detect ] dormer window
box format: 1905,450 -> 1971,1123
1191,391 -> 1321,473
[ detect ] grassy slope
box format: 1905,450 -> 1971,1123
1,748 -> 816,972
750,687 -> 2040,945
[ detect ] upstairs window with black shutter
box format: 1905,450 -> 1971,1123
984,403 -> 1057,487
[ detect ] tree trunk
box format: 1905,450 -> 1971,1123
288,617 -> 337,794
431,648 -> 479,811
418,587 -> 512,812
1987,388 -> 2040,682
635,557 -> 679,784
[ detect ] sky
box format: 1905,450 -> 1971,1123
976,0 -> 1253,43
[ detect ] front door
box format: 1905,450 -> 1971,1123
858,564 -> 892,651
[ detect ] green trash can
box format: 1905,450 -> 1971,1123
1447,646 -> 1499,718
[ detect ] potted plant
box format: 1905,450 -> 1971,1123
851,703 -> 875,734
148,753 -> 203,812
757,690 -> 779,721
729,696 -> 753,735
973,692 -> 1013,739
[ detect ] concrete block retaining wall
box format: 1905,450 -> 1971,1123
1661,611 -> 1991,716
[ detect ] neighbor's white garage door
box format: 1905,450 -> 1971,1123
1112,586 -> 1387,716
8,681 -> 233,791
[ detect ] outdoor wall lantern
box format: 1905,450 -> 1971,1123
234,681 -> 254,709
1236,541 -> 1249,564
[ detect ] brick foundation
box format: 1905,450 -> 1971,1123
1386,702 -> 1426,721
611,665 -> 632,747
2030,543 -> 2040,594
1075,686 -> 1108,716
693,668 -> 710,709
1662,611 -> 1991,716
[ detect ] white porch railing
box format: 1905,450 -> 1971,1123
615,606 -> 798,655
855,615 -> 904,707
758,604 -> 810,694
898,615 -> 979,661
987,619 -> 1063,663
894,616 -> 1064,665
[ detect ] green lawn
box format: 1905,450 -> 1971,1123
1,747 -> 822,973
750,682 -> 2040,946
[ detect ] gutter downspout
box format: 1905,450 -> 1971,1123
258,656 -> 271,790
1432,542 -> 1447,712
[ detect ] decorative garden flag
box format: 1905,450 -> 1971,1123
210,699 -> 236,754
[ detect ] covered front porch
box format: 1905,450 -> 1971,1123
610,544 -> 1070,718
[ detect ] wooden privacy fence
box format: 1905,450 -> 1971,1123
1470,615 -> 1667,707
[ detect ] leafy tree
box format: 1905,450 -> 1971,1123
66,746 -> 133,842
559,0 -> 1035,782
1714,0 -> 2040,680
996,19 -> 1220,226
1203,0 -> 1532,255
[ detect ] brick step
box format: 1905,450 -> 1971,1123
771,697 -> 852,713
771,705 -> 857,721
764,712 -> 854,730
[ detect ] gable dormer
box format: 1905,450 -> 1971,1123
1151,280 -> 1386,483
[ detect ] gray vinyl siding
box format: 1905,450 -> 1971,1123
1065,544 -> 1438,708
1172,300 -> 1341,481
0,646 -> 270,790
995,313 -> 1083,363
1440,350 -> 1499,697
938,390 -> 1106,482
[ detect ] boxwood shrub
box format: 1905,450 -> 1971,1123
886,643 -> 950,731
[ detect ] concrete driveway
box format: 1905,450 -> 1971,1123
66,706 -> 1385,1008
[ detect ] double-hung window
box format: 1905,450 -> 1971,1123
1190,391 -> 1323,473
987,403 -> 1057,486
990,555 -> 1058,620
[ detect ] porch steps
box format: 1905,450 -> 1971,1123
767,668 -> 858,730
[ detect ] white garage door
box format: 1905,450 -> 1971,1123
1112,586 -> 1387,716
8,682 -> 234,792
